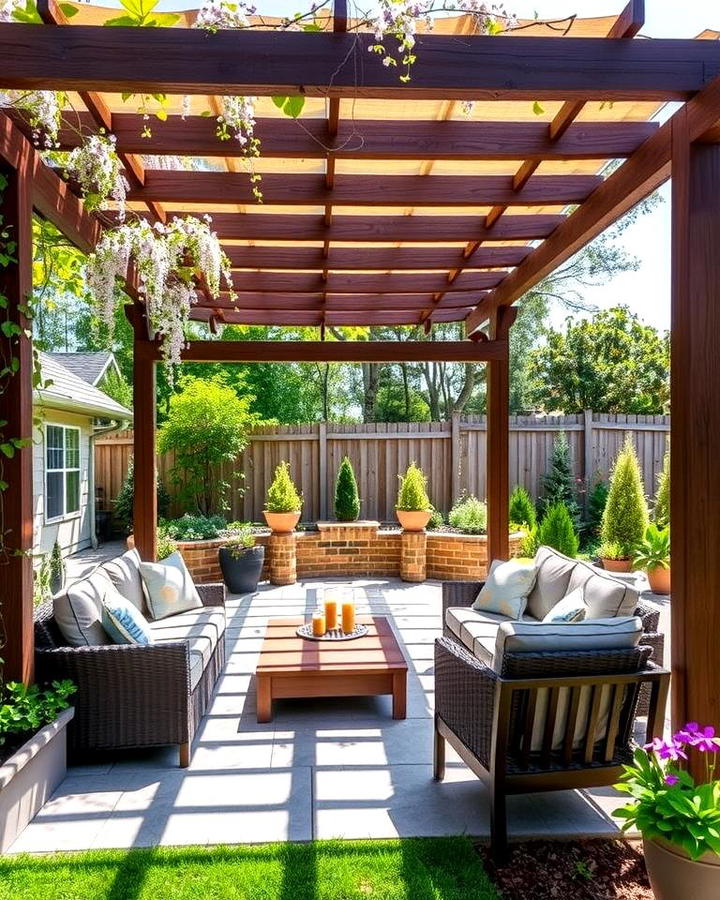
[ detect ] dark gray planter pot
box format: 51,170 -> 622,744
219,545 -> 265,594
0,706 -> 74,852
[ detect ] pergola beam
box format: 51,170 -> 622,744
1,27 -> 719,100
224,271 -> 505,294
53,114 -> 659,161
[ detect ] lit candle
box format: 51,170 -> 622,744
324,599 -> 338,631
342,601 -> 355,635
312,609 -> 326,638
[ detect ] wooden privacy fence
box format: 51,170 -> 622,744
95,413 -> 670,523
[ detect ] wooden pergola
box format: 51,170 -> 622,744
1,2 -> 719,746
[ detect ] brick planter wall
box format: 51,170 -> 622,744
177,527 -> 522,586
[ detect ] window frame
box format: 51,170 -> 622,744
44,423 -> 82,524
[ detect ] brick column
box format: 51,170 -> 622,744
269,532 -> 297,586
400,530 -> 427,583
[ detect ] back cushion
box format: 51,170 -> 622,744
103,548 -> 147,613
567,562 -> 639,619
54,569 -> 113,647
526,546 -> 577,620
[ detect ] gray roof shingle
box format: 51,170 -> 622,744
46,351 -> 115,386
36,353 -> 133,421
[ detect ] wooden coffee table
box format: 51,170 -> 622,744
255,616 -> 408,723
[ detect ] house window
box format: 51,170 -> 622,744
46,425 -> 80,520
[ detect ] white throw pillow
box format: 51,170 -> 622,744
472,559 -> 536,620
139,552 -> 203,621
542,587 -> 587,624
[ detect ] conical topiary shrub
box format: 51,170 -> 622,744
600,435 -> 649,559
396,462 -> 431,511
509,485 -> 536,529
334,456 -> 361,522
654,446 -> 670,529
536,502 -> 579,558
537,432 -> 580,526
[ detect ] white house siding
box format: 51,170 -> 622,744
33,408 -> 93,557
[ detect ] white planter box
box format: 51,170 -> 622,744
0,706 -> 74,853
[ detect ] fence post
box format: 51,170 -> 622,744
318,421 -> 328,520
451,412 -> 461,506
583,409 -> 594,510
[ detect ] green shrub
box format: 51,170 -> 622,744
114,456 -> 171,535
601,436 -> 649,558
396,462 -> 431,512
49,539 -> 65,594
334,456 -> 361,522
224,526 -> 257,559
519,525 -> 540,558
162,514 -> 226,541
536,502 -> 579,558
156,525 -> 178,560
537,432 -> 580,525
448,496 -> 487,534
509,485 -> 536,529
427,506 -> 444,530
32,553 -> 52,607
597,539 -> 625,561
585,477 -> 609,540
632,523 -> 670,571
0,680 -> 75,746
654,447 -> 670,528
265,461 -> 303,514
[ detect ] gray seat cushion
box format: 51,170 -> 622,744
102,548 -> 148,614
566,561 -> 639,619
446,607 -> 535,667
149,607 -> 226,690
54,569 -> 113,647
526,546 -> 577,620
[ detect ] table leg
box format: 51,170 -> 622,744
392,671 -> 407,720
257,675 -> 273,723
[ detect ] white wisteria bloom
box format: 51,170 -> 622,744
66,133 -> 129,219
0,90 -> 63,148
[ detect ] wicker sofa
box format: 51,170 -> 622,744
34,549 -> 226,767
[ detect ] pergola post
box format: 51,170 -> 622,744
132,316 -> 158,561
486,307 -> 516,563
670,109 -> 720,748
0,156 -> 34,683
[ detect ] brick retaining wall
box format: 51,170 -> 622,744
177,525 -> 522,587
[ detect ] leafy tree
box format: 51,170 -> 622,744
654,446 -> 670,528
537,432 -> 580,525
334,456 -> 361,521
600,436 -> 649,558
99,366 -> 133,409
158,375 -> 260,516
528,306 -> 669,414
536,502 -> 579,558
113,456 -> 171,534
509,485 -> 536,529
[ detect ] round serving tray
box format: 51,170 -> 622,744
296,623 -> 369,642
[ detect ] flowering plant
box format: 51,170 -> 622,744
0,89 -> 64,149
65,133 -> 128,218
614,723 -> 720,859
86,215 -> 234,369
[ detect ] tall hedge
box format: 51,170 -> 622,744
334,456 -> 361,522
537,432 -> 580,526
601,436 -> 649,557
536,502 -> 579,558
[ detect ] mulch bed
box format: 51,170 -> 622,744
478,839 -> 653,900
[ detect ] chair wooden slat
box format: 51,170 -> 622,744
520,687 -> 539,767
562,686 -> 582,765
583,685 -> 603,764
540,686 -> 560,768
604,684 -> 626,762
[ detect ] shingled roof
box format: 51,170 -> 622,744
46,351 -> 117,387
36,353 -> 132,422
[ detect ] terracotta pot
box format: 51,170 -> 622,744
396,509 -> 431,532
126,533 -> 135,550
647,565 -> 671,595
600,557 -> 633,573
263,510 -> 300,534
644,837 -> 720,900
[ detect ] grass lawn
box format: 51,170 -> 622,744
0,837 -> 500,900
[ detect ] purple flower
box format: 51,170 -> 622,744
644,737 -> 688,761
664,774 -> 680,786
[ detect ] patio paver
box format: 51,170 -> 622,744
9,577 -> 649,853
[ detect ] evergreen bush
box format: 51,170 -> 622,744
396,462 -> 431,511
113,456 -> 171,535
537,432 -> 580,525
509,485 -> 536,529
334,456 -> 361,521
585,477 -> 609,540
448,496 -> 487,534
536,502 -> 579,558
427,506 -> 444,529
654,447 -> 670,528
600,435 -> 649,558
49,539 -> 65,595
265,461 -> 303,513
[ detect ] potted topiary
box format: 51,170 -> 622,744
219,525 -> 265,594
633,523 -> 671,594
396,462 -> 432,531
264,461 -> 303,534
599,436 -> 649,572
614,723 -> 720,900
334,456 -> 361,522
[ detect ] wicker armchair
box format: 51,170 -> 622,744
34,582 -> 226,767
442,580 -> 665,715
434,635 -> 670,862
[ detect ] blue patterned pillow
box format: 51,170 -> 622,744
101,587 -> 154,645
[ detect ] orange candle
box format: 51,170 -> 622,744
324,599 -> 338,631
312,609 -> 326,637
341,601 -> 355,635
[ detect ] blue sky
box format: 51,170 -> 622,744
114,0 -> 720,331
